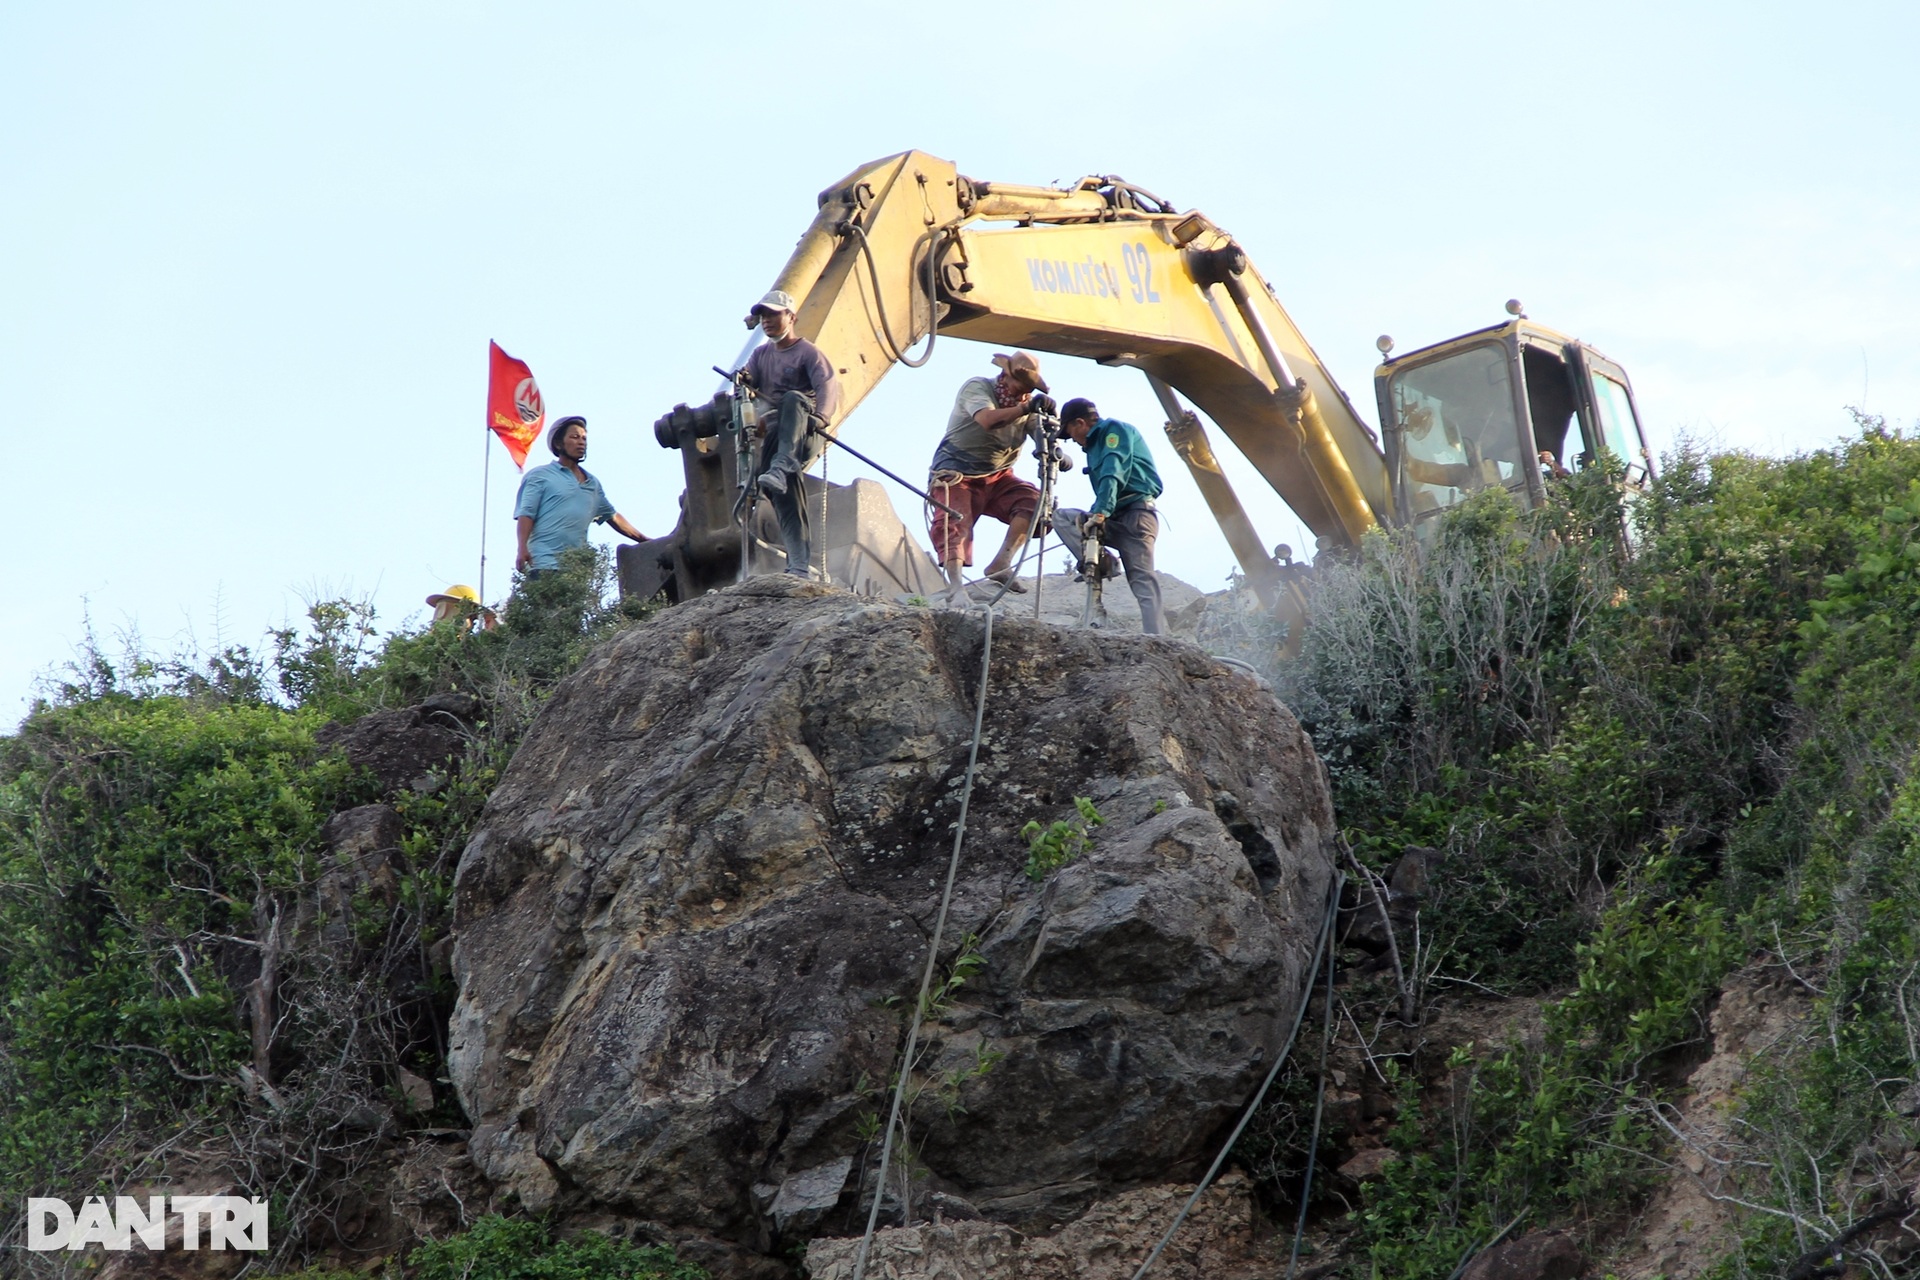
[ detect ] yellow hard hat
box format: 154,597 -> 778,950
426,584 -> 480,607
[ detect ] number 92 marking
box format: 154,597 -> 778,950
1122,242 -> 1162,304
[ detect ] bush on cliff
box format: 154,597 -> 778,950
1254,419 -> 1920,1276
0,549 -> 671,1270
408,1215 -> 707,1280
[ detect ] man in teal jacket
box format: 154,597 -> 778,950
1055,397 -> 1167,634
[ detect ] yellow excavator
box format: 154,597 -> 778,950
626,151 -> 1654,621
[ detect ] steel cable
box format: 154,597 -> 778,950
849,601 -> 996,1280
849,574 -> 1339,1280
1286,902 -> 1341,1279
1128,871 -> 1346,1280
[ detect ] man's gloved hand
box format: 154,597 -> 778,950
1081,511 -> 1108,536
1029,392 -> 1057,417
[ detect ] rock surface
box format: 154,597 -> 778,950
448,577 -> 1335,1258
948,569 -> 1212,635
316,696 -> 475,794
317,803 -> 404,901
1459,1229 -> 1584,1280
1608,966 -> 1813,1280
803,1171 -> 1279,1279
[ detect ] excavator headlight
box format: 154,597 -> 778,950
1170,214 -> 1210,247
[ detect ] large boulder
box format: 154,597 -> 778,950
448,577 -> 1334,1259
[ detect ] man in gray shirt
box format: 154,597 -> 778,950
744,289 -> 841,576
928,351 -> 1055,597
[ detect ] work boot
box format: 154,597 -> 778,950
758,468 -> 789,498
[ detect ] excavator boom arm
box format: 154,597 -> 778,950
752,153 -> 1388,549
648,153 -> 1393,606
936,217 -> 1388,544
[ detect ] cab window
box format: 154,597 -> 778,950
1588,373 -> 1640,472
1388,343 -> 1526,520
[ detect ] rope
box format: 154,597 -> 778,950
1128,871 -> 1346,1280
850,602 -> 997,1280
817,442 -> 829,581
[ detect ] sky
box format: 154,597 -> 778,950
5,1 -> 1918,724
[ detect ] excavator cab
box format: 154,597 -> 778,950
1374,309 -> 1654,529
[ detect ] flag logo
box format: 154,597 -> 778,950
514,377 -> 543,425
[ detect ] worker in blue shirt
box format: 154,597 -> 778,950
514,416 -> 648,573
1054,397 -> 1168,634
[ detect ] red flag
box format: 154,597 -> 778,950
487,341 -> 545,469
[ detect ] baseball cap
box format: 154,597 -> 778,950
750,289 -> 799,316
1060,398 -> 1099,425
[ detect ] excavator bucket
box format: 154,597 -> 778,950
619,394 -> 944,604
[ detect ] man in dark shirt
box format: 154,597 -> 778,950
743,289 -> 840,577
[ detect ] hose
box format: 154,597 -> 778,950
848,221 -> 946,369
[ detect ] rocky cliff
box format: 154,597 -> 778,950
446,577 -> 1337,1270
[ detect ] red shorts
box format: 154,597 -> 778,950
929,469 -> 1040,565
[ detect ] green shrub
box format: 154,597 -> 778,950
1267,418 -> 1920,1271
1021,797 -> 1103,881
408,1215 -> 706,1280
1358,867 -> 1737,1277
0,545 -> 658,1268
0,694 -> 365,1200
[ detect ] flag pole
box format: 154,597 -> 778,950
480,424 -> 491,604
